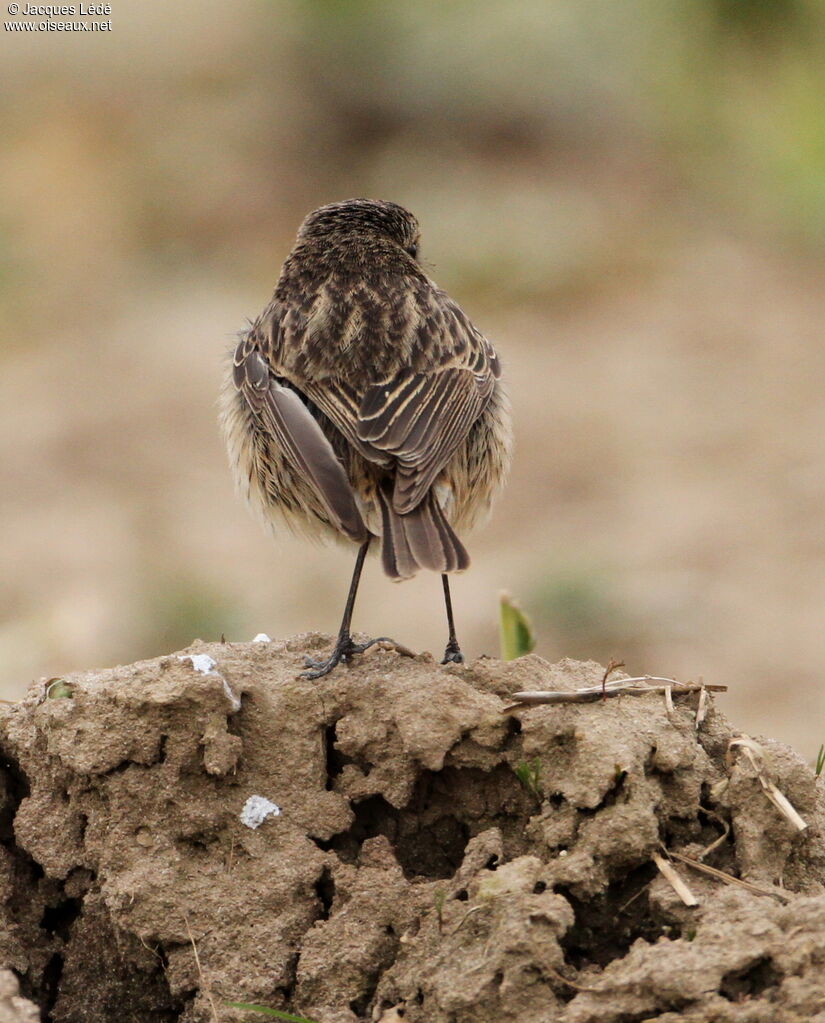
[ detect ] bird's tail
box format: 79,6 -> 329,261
377,482 -> 470,580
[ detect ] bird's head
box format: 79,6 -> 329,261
296,199 -> 421,263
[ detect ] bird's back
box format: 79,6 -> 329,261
220,200 -> 512,579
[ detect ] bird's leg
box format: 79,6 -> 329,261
302,537 -> 396,678
302,538 -> 370,677
440,573 -> 464,664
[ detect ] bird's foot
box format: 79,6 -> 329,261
302,635 -> 397,679
441,639 -> 464,665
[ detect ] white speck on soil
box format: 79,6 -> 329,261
179,655 -> 241,711
252,633 -> 272,643
240,795 -> 282,829
179,654 -> 217,674
220,678 -> 242,712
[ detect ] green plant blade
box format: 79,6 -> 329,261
225,1003 -> 319,1023
499,592 -> 535,661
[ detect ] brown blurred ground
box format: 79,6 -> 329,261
1,0 -> 824,751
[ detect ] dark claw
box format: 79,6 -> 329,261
301,636 -> 398,679
441,640 -> 464,665
301,650 -> 348,680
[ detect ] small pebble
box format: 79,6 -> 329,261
240,795 -> 282,830
179,654 -> 217,675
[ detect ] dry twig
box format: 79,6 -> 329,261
727,737 -> 807,832
695,686 -> 709,729
651,851 -> 699,907
184,914 -> 219,1023
618,881 -> 652,914
664,848 -> 791,904
601,659 -> 625,699
697,806 -> 731,860
451,905 -> 485,936
504,677 -> 726,710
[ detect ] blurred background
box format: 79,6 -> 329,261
1,0 -> 824,752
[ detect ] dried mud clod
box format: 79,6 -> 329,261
1,639 -> 824,1023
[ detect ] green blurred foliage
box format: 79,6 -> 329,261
499,593 -> 536,661
529,569 -> 644,667
514,758 -> 542,805
272,0 -> 825,252
5,0 -> 825,326
706,0 -> 808,36
136,576 -> 242,660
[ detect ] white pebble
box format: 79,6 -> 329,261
240,795 -> 282,830
179,654 -> 217,674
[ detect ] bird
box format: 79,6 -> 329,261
219,198 -> 512,678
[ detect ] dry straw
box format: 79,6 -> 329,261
505,675 -> 726,711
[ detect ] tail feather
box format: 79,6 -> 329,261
377,483 -> 470,580
378,486 -> 417,579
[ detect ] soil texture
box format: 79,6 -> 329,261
2,637 -> 825,1022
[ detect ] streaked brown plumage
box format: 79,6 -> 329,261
220,199 -> 512,676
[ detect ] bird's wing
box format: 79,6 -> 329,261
359,361 -> 494,514
232,333 -> 367,543
302,289 -> 499,514
297,373 -> 390,467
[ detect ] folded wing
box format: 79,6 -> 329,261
358,364 -> 492,514
232,334 -> 367,544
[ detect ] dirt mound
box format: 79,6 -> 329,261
2,637 -> 824,1022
